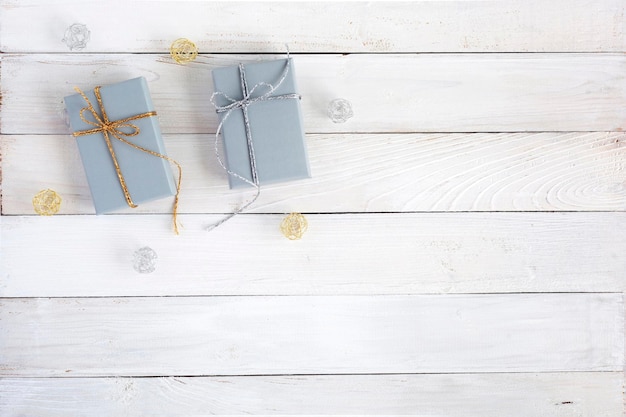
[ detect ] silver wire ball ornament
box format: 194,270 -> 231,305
327,98 -> 354,123
133,247 -> 158,274
62,23 -> 91,51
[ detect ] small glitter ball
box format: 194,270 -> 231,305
280,213 -> 308,240
170,38 -> 198,64
133,247 -> 158,274
62,23 -> 90,51
327,98 -> 354,123
32,189 -> 62,216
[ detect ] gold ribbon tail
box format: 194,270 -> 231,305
111,134 -> 183,235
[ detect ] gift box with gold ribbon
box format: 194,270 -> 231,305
64,77 -> 181,230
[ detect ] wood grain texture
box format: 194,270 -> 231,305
1,213 -> 625,297
2,53 -> 625,135
0,294 -> 622,377
1,0 -> 624,53
1,373 -> 623,417
2,2 -> 626,415
2,132 -> 625,215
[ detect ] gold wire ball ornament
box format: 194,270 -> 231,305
170,38 -> 198,64
280,213 -> 308,240
32,189 -> 62,216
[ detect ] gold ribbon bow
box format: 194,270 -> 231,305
72,86 -> 182,234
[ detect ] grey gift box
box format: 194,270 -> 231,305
64,77 -> 176,214
211,58 -> 311,189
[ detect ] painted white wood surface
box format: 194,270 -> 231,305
1,1 -> 624,53
0,294 -> 622,376
1,1 -> 625,415
1,373 -> 623,417
2,132 -> 625,215
1,213 -> 625,297
2,53 -> 625,135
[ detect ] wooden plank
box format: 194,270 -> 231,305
1,1 -> 624,53
1,53 -> 625,134
2,132 -> 626,215
1,213 -> 625,297
2,3 -> 624,417
0,294 -> 622,376
0,373 -> 622,417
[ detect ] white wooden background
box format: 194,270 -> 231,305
1,1 -> 625,416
